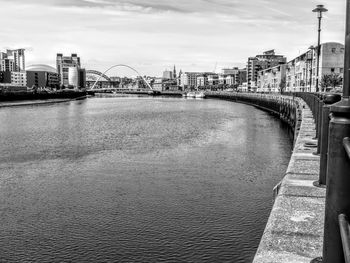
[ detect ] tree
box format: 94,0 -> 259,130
321,74 -> 343,92
279,76 -> 286,93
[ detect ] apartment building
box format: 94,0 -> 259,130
285,42 -> 344,92
257,64 -> 286,92
247,50 -> 286,91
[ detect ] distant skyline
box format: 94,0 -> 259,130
0,0 -> 346,77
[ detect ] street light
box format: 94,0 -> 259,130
312,4 -> 328,92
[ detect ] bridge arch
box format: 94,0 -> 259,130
86,70 -> 112,82
89,64 -> 152,90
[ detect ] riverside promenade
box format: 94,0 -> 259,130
206,92 -> 325,262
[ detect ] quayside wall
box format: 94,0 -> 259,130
0,90 -> 87,102
206,92 -> 324,262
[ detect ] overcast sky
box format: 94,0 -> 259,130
0,0 -> 346,77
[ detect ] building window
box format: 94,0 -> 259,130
340,68 -> 344,73
331,68 -> 335,73
331,48 -> 336,53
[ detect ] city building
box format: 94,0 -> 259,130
257,64 -> 287,92
0,71 -> 11,83
56,53 -> 85,88
196,74 -> 209,87
26,64 -> 60,89
247,50 -> 286,91
0,59 -> 14,72
207,74 -> 219,86
11,49 -> 25,72
152,78 -> 164,91
162,70 -> 173,80
0,49 -> 25,72
11,71 -> 27,86
180,72 -> 202,88
285,42 -> 344,92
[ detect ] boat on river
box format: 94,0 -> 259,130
182,91 -> 205,99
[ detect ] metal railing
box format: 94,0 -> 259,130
339,214 -> 350,263
339,138 -> 350,263
283,91 -> 350,263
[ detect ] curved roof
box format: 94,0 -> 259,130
26,64 -> 57,73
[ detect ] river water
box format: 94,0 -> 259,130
0,96 -> 292,262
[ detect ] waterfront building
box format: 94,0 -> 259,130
180,72 -> 201,89
238,69 -> 247,85
247,50 -> 286,91
207,74 -> 219,86
225,75 -> 235,85
0,58 -> 14,72
10,71 -> 27,87
0,71 -> 11,83
79,68 -> 86,89
221,68 -> 238,75
173,65 -> 177,79
285,42 -> 344,92
257,64 -> 287,92
26,64 -> 60,89
0,49 -> 25,73
218,74 -> 226,85
162,70 -> 173,80
11,49 -> 25,72
196,74 -> 208,87
219,68 -> 247,87
152,78 -> 164,91
56,53 -> 85,88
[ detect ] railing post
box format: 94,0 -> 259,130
315,94 -> 341,187
322,0 -> 350,261
315,95 -> 324,154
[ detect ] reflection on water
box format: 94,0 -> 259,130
0,97 -> 292,262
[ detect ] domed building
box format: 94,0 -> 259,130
26,64 -> 60,89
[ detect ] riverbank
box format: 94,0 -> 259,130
0,91 -> 87,107
0,90 -> 87,101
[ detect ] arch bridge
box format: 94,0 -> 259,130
86,70 -> 112,82
88,64 -> 153,91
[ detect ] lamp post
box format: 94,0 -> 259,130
312,4 -> 328,93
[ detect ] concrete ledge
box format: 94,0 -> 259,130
253,99 -> 325,262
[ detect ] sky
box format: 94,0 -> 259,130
0,0 -> 346,77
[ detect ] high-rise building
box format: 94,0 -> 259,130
247,50 -> 286,91
0,49 -> 25,72
0,48 -> 26,86
56,53 -> 82,88
0,59 -> 14,72
11,49 -> 25,72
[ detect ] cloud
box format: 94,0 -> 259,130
0,0 -> 345,76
